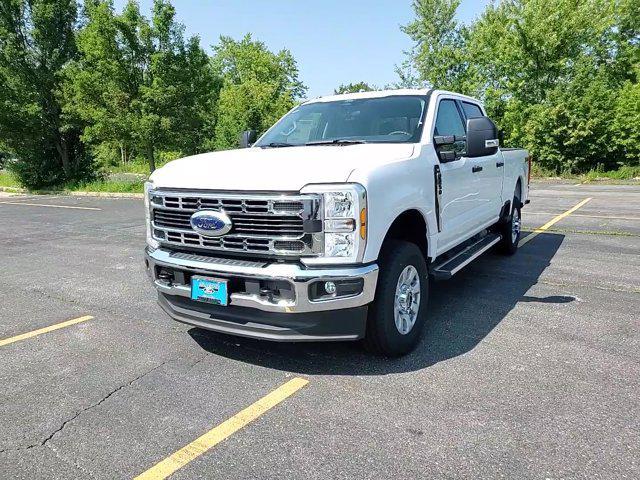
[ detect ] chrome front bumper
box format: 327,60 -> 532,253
145,247 -> 379,314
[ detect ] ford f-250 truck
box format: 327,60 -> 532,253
144,89 -> 530,356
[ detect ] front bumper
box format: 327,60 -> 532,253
145,247 -> 378,341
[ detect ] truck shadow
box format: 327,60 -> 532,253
188,232 -> 566,375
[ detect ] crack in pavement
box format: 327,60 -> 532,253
0,358 -> 177,456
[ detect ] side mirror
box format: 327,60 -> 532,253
434,134 -> 466,163
239,130 -> 257,148
466,117 -> 499,157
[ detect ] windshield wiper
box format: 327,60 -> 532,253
260,142 -> 296,148
306,139 -> 368,146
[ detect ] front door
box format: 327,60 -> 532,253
433,98 -> 482,251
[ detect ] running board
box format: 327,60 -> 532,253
431,234 -> 502,280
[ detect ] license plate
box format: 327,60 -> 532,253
191,277 -> 228,306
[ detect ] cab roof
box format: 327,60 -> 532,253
304,88 -> 432,104
304,88 -> 481,105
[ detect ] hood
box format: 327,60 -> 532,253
150,143 -> 416,191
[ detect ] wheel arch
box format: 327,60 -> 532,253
377,209 -> 431,262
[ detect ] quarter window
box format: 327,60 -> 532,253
462,102 -> 484,119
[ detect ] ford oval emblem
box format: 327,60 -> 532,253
190,210 -> 232,237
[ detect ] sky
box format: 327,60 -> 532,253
112,0 -> 490,98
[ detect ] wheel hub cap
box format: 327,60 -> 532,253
512,209 -> 521,243
394,265 -> 421,335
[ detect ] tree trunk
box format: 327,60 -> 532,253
120,144 -> 125,165
54,137 -> 71,177
146,143 -> 156,173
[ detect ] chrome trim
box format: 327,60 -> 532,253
146,247 -> 378,313
147,189 -> 323,257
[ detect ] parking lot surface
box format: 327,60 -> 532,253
1,181 -> 638,479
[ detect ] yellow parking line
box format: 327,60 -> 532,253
135,377 -> 309,480
519,197 -> 592,246
0,201 -> 100,210
0,315 -> 94,347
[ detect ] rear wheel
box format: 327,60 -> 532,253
499,200 -> 521,255
364,240 -> 429,356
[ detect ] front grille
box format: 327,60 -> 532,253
149,190 -> 322,256
153,210 -> 304,237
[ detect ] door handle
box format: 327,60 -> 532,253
496,161 -> 504,168
472,165 -> 483,173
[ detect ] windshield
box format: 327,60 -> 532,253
255,95 -> 427,147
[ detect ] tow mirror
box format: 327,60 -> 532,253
434,134 -> 466,163
239,130 -> 257,148
466,117 -> 499,157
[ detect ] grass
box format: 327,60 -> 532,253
0,170 -> 144,194
0,170 -> 20,188
64,179 -> 145,193
583,165 -> 640,181
531,163 -> 640,182
104,158 -> 171,175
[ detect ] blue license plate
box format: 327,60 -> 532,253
191,277 -> 228,306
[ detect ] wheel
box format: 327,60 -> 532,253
499,200 -> 521,255
364,240 -> 429,356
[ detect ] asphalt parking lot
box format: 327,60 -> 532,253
1,181 -> 639,479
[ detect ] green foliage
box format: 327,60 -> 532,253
0,170 -> 19,188
64,178 -> 145,193
334,82 -> 376,94
402,0 -> 640,173
612,79 -> 640,165
212,35 -> 306,150
63,0 -> 219,173
0,0 -> 92,188
400,0 -> 470,92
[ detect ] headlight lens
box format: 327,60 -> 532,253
325,232 -> 355,257
144,181 -> 159,249
325,191 -> 355,218
301,184 -> 367,264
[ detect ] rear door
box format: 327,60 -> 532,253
459,101 -> 504,220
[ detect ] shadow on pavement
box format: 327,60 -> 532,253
189,233 -> 565,376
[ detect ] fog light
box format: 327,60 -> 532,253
324,281 -> 337,295
308,278 -> 365,301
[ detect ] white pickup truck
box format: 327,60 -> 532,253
144,89 -> 530,356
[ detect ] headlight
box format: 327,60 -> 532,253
144,181 -> 160,250
300,184 -> 367,264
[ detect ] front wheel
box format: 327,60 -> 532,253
364,240 -> 429,356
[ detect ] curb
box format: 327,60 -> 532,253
0,186 -> 143,199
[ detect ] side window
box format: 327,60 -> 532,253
434,99 -> 466,137
462,102 -> 484,119
434,99 -> 466,159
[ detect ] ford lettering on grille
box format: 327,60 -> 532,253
190,210 -> 232,237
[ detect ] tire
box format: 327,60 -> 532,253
364,240 -> 429,357
499,199 -> 521,255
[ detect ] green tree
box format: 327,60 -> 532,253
0,0 -> 88,188
400,0 -> 470,92
212,34 -> 306,150
334,82 -> 376,94
467,0 -> 638,171
64,0 -> 218,172
401,0 -> 639,172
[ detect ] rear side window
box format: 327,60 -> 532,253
462,102 -> 484,119
434,99 -> 465,137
